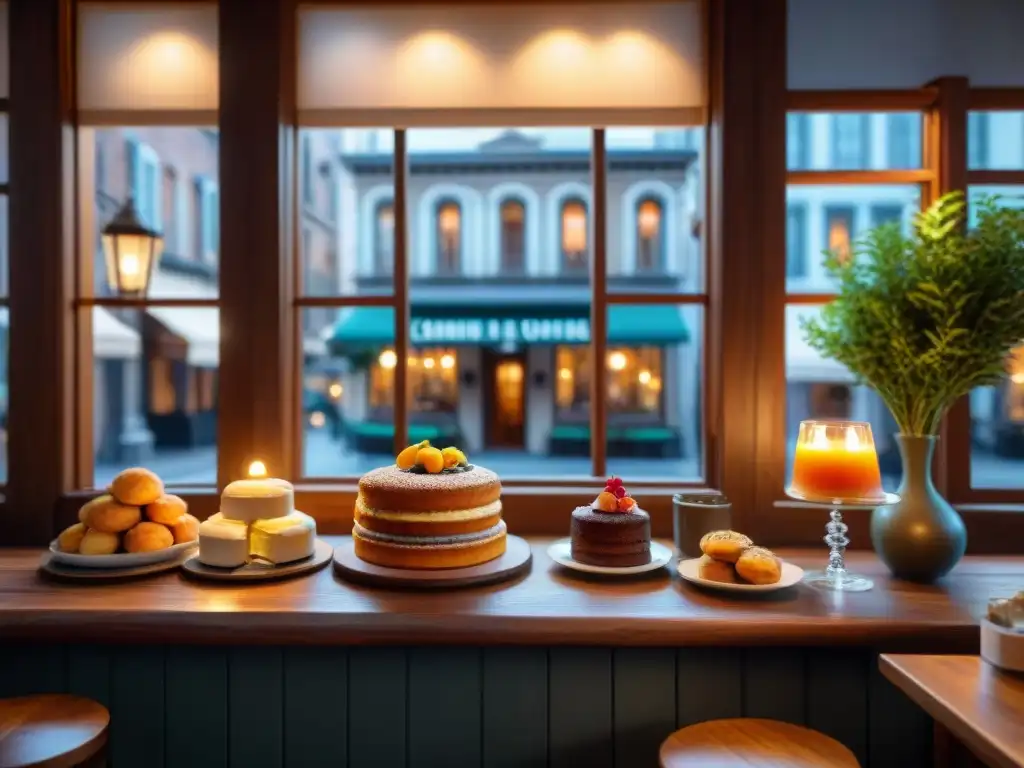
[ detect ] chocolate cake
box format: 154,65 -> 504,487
569,477 -> 651,567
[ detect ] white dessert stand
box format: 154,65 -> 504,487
180,538 -> 334,582
332,534 -> 533,590
548,538 -> 673,576
39,546 -> 197,582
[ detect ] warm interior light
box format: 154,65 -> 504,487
638,369 -> 652,385
558,367 -> 572,381
608,351 -> 628,371
328,382 -> 343,399
379,349 -> 397,369
309,411 -> 326,429
423,357 -> 436,370
440,354 -> 455,370
248,460 -> 268,478
1011,372 -> 1024,384
638,200 -> 661,238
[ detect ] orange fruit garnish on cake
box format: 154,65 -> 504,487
594,491 -> 619,512
617,496 -> 636,512
441,446 -> 468,469
416,446 -> 445,474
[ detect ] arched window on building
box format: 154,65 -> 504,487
374,200 -> 394,275
560,198 -> 587,272
636,197 -> 664,272
436,199 -> 461,274
500,198 -> 525,273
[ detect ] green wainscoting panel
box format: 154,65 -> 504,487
549,648 -> 614,768
481,648 -> 548,768
0,643 -> 937,768
166,646 -> 228,768
348,647 -> 407,768
283,647 -> 347,767
229,647 -> 284,768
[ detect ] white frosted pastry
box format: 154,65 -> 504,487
250,511 -> 316,565
197,512 -> 249,568
221,478 -> 294,523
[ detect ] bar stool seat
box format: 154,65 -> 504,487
0,694 -> 109,768
660,718 -> 860,767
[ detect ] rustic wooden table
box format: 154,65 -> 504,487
880,654 -> 1024,768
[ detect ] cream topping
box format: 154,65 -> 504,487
355,495 -> 502,522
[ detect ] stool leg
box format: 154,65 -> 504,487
77,743 -> 108,768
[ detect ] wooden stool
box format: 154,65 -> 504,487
660,718 -> 860,767
0,695 -> 109,768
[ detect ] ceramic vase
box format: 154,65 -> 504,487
870,434 -> 967,582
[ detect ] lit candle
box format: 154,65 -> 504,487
790,420 -> 885,502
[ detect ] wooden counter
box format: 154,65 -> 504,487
0,539 -> 1019,648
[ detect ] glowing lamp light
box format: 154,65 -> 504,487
423,357 -> 436,370
379,349 -> 397,369
1012,372 -> 1024,384
638,369 -> 652,385
328,382 -> 343,399
608,351 -> 628,371
309,411 -> 326,429
558,367 -> 572,381
102,197 -> 163,297
440,354 -> 456,370
248,460 -> 268,479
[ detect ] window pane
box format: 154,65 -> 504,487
606,127 -> 703,294
605,305 -> 702,481
0,113 -> 7,184
787,112 -> 922,171
86,127 -> 219,298
967,188 -> 1024,489
785,184 -> 920,293
399,127 -> 590,478
967,111 -> 1024,171
301,128 -> 393,298
93,307 -> 218,487
785,305 -> 900,492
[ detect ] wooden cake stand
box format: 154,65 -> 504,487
333,535 -> 533,589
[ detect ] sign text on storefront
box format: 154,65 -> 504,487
411,317 -> 591,345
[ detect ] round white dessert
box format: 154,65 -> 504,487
221,478 -> 294,523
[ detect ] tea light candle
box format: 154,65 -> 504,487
790,420 -> 885,502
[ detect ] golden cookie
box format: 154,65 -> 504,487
57,523 -> 87,553
79,529 -> 120,556
699,530 -> 753,563
169,513 -> 200,545
735,546 -> 782,585
82,497 -> 142,534
110,467 -> 164,506
698,555 -> 740,584
146,494 -> 188,525
124,521 -> 174,553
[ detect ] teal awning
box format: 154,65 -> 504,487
328,305 -> 690,350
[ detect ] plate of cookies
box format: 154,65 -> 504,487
677,530 -> 804,592
49,467 -> 199,569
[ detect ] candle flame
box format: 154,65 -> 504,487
845,427 -> 861,451
811,424 -> 830,449
248,460 -> 267,478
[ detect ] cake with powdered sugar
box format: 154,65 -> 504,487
353,441 -> 506,569
570,477 -> 651,567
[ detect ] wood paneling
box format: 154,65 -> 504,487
0,541 -> 1017,648
0,643 -> 937,767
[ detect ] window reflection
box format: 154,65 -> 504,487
636,198 -> 663,272
500,199 -> 525,273
561,199 -> 587,271
436,201 -> 461,274
375,201 -> 394,275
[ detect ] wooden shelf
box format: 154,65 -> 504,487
0,538 -> 1017,648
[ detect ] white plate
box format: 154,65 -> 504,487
548,538 -> 673,575
47,539 -> 198,569
677,557 -> 805,592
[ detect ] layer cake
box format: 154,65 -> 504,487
354,442 -> 506,569
570,477 -> 651,567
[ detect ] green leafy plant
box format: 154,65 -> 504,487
801,191 -> 1024,436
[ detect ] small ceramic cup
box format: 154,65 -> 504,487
672,491 -> 732,558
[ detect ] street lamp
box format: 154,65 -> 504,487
102,197 -> 163,297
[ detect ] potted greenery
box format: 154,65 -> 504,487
802,191 -> 1024,582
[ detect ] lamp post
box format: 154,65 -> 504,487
102,197 -> 163,297
100,198 -> 162,466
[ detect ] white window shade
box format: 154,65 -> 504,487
298,3 -> 704,126
78,3 -> 218,124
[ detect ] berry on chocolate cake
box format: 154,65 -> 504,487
570,477 -> 651,567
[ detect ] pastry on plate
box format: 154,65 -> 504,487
169,513 -> 200,544
699,530 -> 753,563
570,477 -> 651,567
110,467 -> 164,507
57,523 -> 87,553
82,496 -> 142,534
698,554 -> 740,584
146,494 -> 188,525
79,529 -> 120,556
124,521 -> 174,553
735,546 -> 782,585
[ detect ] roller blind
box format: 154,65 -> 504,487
78,3 -> 218,123
298,2 -> 704,126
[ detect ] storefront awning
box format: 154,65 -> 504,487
328,305 -> 690,349
94,307 -> 141,359
147,307 -> 219,368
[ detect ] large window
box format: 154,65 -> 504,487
636,198 -> 664,272
436,200 -> 461,275
560,199 -> 588,272
499,199 -> 525,274
830,114 -> 871,169
374,201 -> 394,276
